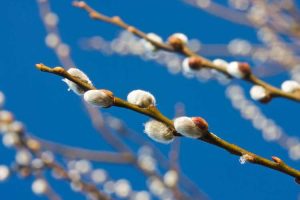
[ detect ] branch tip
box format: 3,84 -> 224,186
35,63 -> 47,71
72,1 -> 86,8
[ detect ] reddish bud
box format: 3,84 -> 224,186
168,36 -> 184,50
238,62 -> 251,76
188,57 -> 203,70
191,117 -> 209,131
259,94 -> 272,104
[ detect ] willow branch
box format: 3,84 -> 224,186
35,138 -> 134,163
16,134 -> 110,200
73,1 -> 300,103
36,63 -> 300,183
44,161 -> 109,200
186,0 -> 300,38
28,145 -> 109,199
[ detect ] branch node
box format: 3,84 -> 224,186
112,16 -> 122,23
127,26 -> 136,33
272,156 -> 283,165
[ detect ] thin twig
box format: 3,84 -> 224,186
36,137 -> 134,163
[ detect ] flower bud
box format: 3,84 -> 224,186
227,61 -> 251,78
132,191 -> 150,200
91,169 -> 107,184
84,89 -> 114,108
249,85 -> 271,102
281,80 -> 300,93
114,179 -> 131,198
26,139 -> 41,151
212,59 -> 229,69
32,179 -> 48,195
31,159 -> 44,169
163,170 -> 178,187
169,33 -> 188,44
0,110 -> 14,124
0,91 -> 5,108
2,132 -> 20,148
144,120 -> 174,144
174,116 -> 208,138
8,121 -> 24,133
271,156 -> 282,164
142,33 -> 163,52
127,90 -> 156,108
182,57 -> 203,72
0,165 -> 10,182
15,149 -> 32,166
62,68 -> 93,95
168,33 -> 188,50
41,151 -> 54,164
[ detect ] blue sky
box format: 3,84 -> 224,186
0,0 -> 299,199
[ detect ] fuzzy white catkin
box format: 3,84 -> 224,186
182,57 -> 196,73
250,85 -> 267,101
74,159 -> 92,174
170,33 -> 188,44
103,181 -> 115,194
137,154 -> 157,172
91,169 -> 107,183
163,170 -> 178,187
41,151 -> 54,164
15,150 -> 32,166
0,91 -> 5,108
174,117 -> 205,138
127,90 -> 156,108
68,169 -> 81,182
144,120 -> 174,144
70,181 -> 83,192
0,165 -> 10,181
84,89 -> 114,108
8,121 -> 24,133
31,159 -> 44,169
62,68 -> 93,95
213,58 -> 229,68
131,191 -> 151,200
281,80 -> 300,93
142,33 -> 163,51
114,179 -> 131,198
32,179 -> 48,195
2,132 -> 19,147
227,61 -> 244,78
0,110 -> 13,122
147,177 -> 165,196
